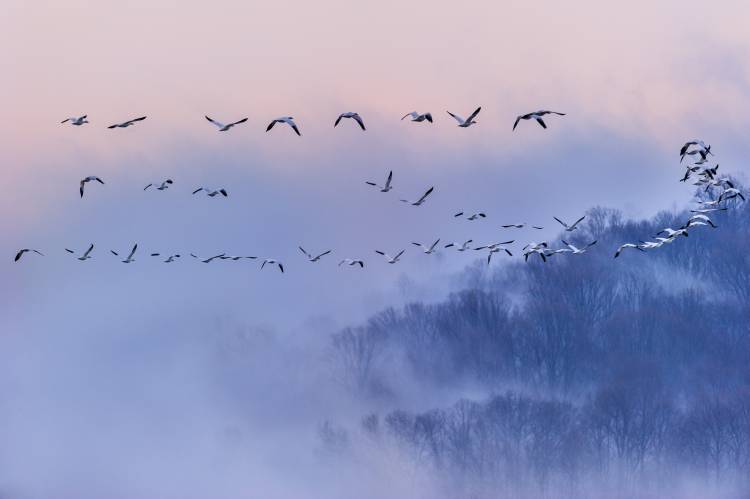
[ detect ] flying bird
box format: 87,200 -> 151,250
192,187 -> 228,197
375,250 -> 405,264
500,223 -> 544,230
447,107 -> 481,127
679,140 -> 712,163
614,243 -> 645,258
80,176 -> 104,198
151,253 -> 181,263
111,243 -> 138,263
266,117 -> 301,136
444,240 -> 474,252
299,247 -> 332,262
513,110 -> 566,131
334,112 -> 366,130
65,243 -> 95,261
454,211 -> 486,221
719,188 -> 745,202
219,255 -> 258,261
400,186 -> 434,206
339,258 -> 365,268
261,259 -> 284,272
401,112 -> 433,123
522,242 -> 549,262
366,170 -> 393,192
144,179 -> 173,191
14,249 -> 44,262
205,115 -> 248,131
190,253 -> 225,263
61,115 -> 88,126
560,240 -> 597,255
475,241 -> 514,264
412,239 -> 440,254
108,116 -> 147,129
553,216 -> 586,232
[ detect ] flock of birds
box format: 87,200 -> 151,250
613,140 -> 742,258
14,110 -> 742,272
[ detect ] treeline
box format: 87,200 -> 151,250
328,183 -> 750,495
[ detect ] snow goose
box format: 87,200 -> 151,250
401,112 -> 433,123
14,249 -> 44,262
80,176 -> 104,198
339,258 -> 364,268
366,171 -> 393,192
447,107 -> 481,127
513,110 -> 565,131
144,179 -> 173,191
190,253 -> 225,263
192,187 -> 228,197
553,215 -> 585,232
375,250 -> 405,264
205,115 -> 248,132
412,239 -> 440,254
151,253 -> 181,263
614,243 -> 644,258
454,211 -> 486,220
65,243 -> 95,261
560,239 -> 597,255
261,259 -> 284,272
111,243 -> 138,263
444,239 -> 473,252
61,115 -> 88,126
299,247 -> 332,262
400,186 -> 434,206
266,117 -> 301,136
108,116 -> 147,129
500,223 -> 544,229
334,112 -> 366,130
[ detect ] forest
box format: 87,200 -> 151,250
326,182 -> 750,498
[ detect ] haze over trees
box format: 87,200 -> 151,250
327,183 -> 750,498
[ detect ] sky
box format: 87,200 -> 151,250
2,1 -> 750,497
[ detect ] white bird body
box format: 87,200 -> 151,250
455,211 -> 486,220
447,107 -> 481,127
144,179 -> 173,191
500,223 -> 544,230
401,111 -> 433,123
192,187 -> 228,197
299,247 -> 331,262
475,240 -> 514,264
400,186 -> 434,206
375,249 -> 405,264
261,259 -> 284,272
334,112 -> 366,130
513,110 -> 565,130
61,115 -> 88,126
66,243 -> 94,261
614,243 -> 644,258
366,171 -> 393,192
111,244 -> 138,263
266,117 -> 301,136
190,253 -> 225,263
14,248 -> 44,262
444,240 -> 473,252
108,116 -> 147,128
80,176 -> 104,198
338,258 -> 364,268
205,115 -> 248,131
560,239 -> 597,255
554,215 -> 585,232
412,239 -> 441,254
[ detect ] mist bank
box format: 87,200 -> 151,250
326,184 -> 750,498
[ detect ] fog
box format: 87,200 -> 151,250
4,0 -> 750,497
